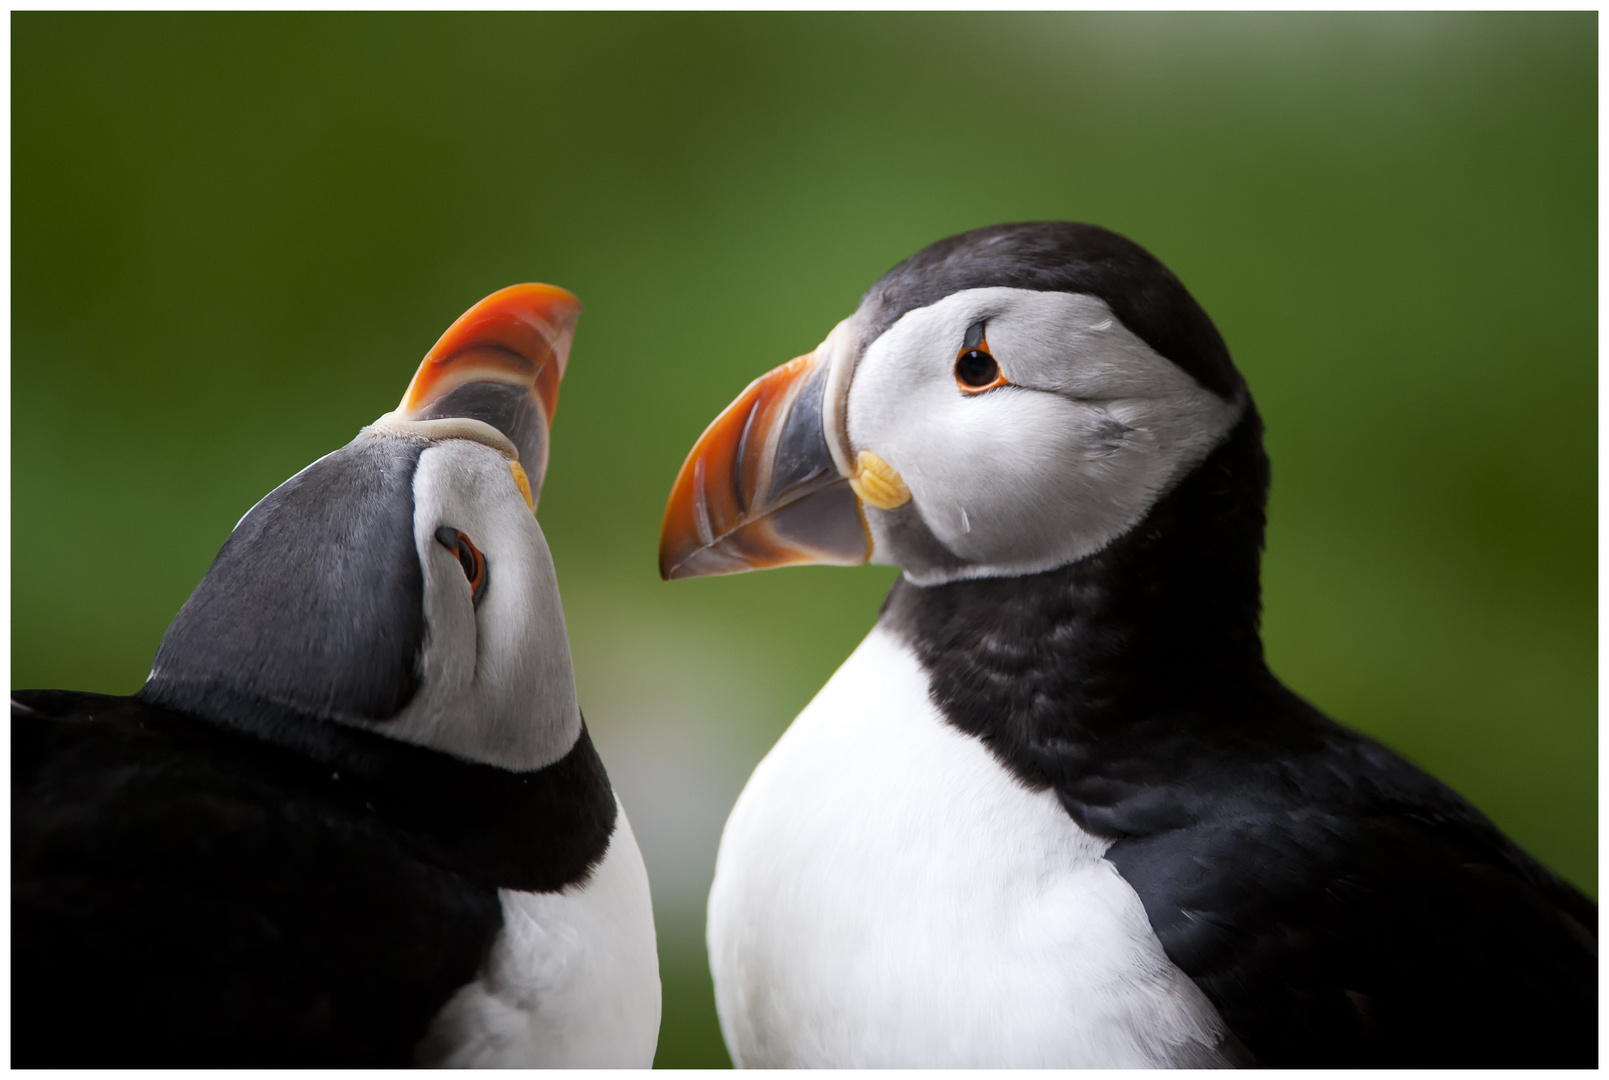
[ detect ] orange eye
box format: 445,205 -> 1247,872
955,323 -> 1008,394
434,527 -> 488,607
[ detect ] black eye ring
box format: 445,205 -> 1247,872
434,527 -> 489,607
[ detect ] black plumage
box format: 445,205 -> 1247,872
12,689 -> 615,1066
873,240 -> 1597,1064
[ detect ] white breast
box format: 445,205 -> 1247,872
707,626 -> 1231,1068
421,801 -> 662,1067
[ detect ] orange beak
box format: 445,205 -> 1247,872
659,346 -> 870,580
394,283 -> 581,492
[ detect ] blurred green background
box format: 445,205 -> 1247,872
13,12 -> 1596,1066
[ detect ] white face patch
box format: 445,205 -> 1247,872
363,439 -> 580,771
845,288 -> 1245,584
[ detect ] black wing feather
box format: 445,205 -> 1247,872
12,691 -> 503,1067
1099,711 -> 1598,1067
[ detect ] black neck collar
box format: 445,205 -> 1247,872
880,407 -> 1275,777
133,681 -> 617,893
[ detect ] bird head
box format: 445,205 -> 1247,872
659,223 -> 1253,586
142,284 -> 584,771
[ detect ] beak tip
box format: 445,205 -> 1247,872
424,281 -> 582,363
396,281 -> 580,422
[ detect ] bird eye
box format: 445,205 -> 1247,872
434,527 -> 488,607
955,349 -> 1000,389
954,319 -> 1007,393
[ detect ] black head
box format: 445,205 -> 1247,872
858,222 -> 1242,399
142,437 -> 429,728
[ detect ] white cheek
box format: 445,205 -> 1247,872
370,440 -> 580,771
884,391 -> 1154,565
418,544 -> 477,698
846,288 -> 1243,583
472,509 -> 576,749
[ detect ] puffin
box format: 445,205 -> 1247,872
657,223 -> 1597,1068
13,284 -> 661,1067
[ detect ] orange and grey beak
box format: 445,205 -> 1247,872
390,283 -> 581,496
659,334 -> 871,580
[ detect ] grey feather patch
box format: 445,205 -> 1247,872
144,435 -> 428,726
1087,411 -> 1134,459
415,380 -> 548,492
766,358 -> 835,503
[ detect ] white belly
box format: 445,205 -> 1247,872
423,801 -> 662,1067
707,626 -> 1230,1068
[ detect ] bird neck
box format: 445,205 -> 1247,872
879,406 -> 1273,745
133,680 -> 617,892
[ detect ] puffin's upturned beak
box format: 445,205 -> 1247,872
658,340 -> 871,580
391,283 -> 582,493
